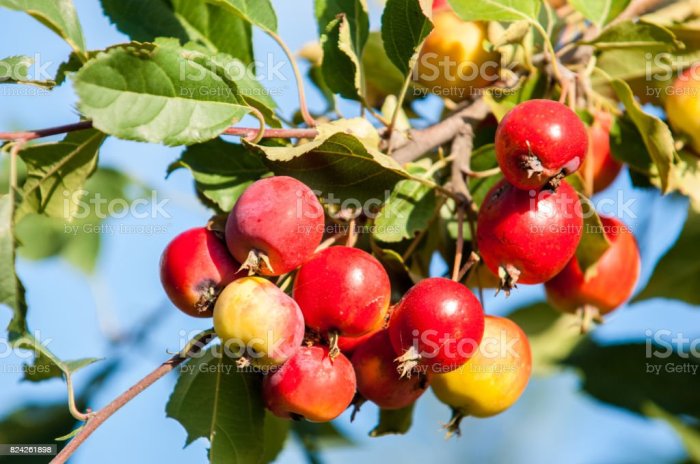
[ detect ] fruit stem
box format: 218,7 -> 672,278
451,206 -> 466,281
350,394 -> 367,422
328,331 -> 340,360
266,30 -> 316,128
531,21 -> 566,88
346,218 -> 358,247
386,69 -> 417,153
443,408 -> 466,439
457,251 -> 481,282
497,264 -> 521,297
243,107 -> 267,144
240,249 -> 274,276
394,346 -> 421,379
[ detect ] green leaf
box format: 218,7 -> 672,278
508,302 -> 583,375
166,348 -> 265,464
73,40 -> 252,146
0,194 -> 27,342
468,144 -> 502,208
381,0 -> 433,75
15,129 -> 105,222
290,421 -> 353,463
205,0 -> 277,33
246,119 -> 410,203
643,403 -> 700,462
0,403 -> 78,461
205,52 -> 279,127
609,115 -> 654,178
610,79 -> 677,193
317,0 -> 369,101
369,403 -> 415,437
100,0 -> 188,42
321,15 -> 364,100
12,332 -> 101,383
568,0 -> 630,28
676,151 -> 700,212
362,32 -> 408,106
584,20 -> 683,51
562,339 -> 700,418
0,55 -> 55,88
100,0 -> 254,65
315,0 -> 369,52
370,246 -> 416,302
373,160 -> 437,243
15,168 -> 145,274
0,0 -> 86,56
634,207 -> 700,305
262,412 -> 289,463
448,0 -> 541,22
22,348 -> 101,382
168,138 -> 269,213
565,175 -> 612,277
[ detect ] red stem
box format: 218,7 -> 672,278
0,121 -> 318,142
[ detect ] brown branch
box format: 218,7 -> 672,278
51,332 -> 216,464
392,98 -> 490,165
0,121 -> 320,142
0,121 -> 94,142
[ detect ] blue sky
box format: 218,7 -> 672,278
0,1 -> 698,462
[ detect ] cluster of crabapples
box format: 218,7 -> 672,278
159,176 -> 533,432
477,98 -> 642,321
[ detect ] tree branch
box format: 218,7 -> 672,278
392,98 -> 490,165
51,331 -> 216,464
0,122 -> 320,142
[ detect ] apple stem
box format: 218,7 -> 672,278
395,346 -> 421,379
239,249 -> 274,276
496,264 -> 520,297
328,331 -> 340,361
443,408 -> 466,439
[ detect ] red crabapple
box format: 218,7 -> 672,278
495,99 -> 588,190
293,246 -> 391,339
545,215 -> 641,315
225,176 -> 324,276
351,330 -> 430,409
160,227 -> 244,317
477,179 -> 583,290
263,346 -> 356,422
388,277 -> 484,377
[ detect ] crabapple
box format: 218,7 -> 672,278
351,330 -> 430,409
293,246 -> 391,338
431,316 -> 532,435
263,346 -> 356,422
545,215 -> 641,315
160,227 -> 243,318
213,277 -> 304,366
388,277 -> 484,376
476,179 -> 583,290
665,63 -> 700,154
416,10 -> 498,101
582,111 -> 621,193
225,176 -> 324,276
495,99 -> 588,190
